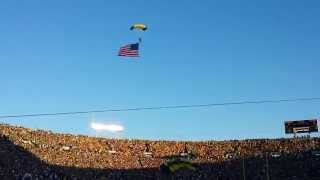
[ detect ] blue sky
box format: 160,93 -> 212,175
0,0 -> 320,140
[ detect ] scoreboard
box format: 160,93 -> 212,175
285,119 -> 318,134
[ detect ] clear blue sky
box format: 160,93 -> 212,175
1,0 -> 320,140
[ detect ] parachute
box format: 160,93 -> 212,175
117,23 -> 147,57
130,24 -> 148,31
160,159 -> 196,174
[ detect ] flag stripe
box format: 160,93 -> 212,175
118,43 -> 139,57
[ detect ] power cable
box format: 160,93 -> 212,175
0,97 -> 319,119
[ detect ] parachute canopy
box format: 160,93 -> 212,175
160,159 -> 196,174
130,24 -> 147,31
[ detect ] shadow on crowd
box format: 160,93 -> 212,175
1,135 -> 320,180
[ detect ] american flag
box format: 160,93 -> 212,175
118,43 -> 139,57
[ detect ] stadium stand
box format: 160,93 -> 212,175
0,124 -> 320,180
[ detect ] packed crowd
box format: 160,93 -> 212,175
0,124 -> 319,180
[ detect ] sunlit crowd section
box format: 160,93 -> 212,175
0,124 -> 320,180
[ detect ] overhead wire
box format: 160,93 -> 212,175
0,97 -> 319,119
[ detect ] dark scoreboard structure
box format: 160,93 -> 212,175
285,119 -> 318,134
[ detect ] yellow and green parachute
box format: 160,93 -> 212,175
130,24 -> 148,31
160,159 -> 196,174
